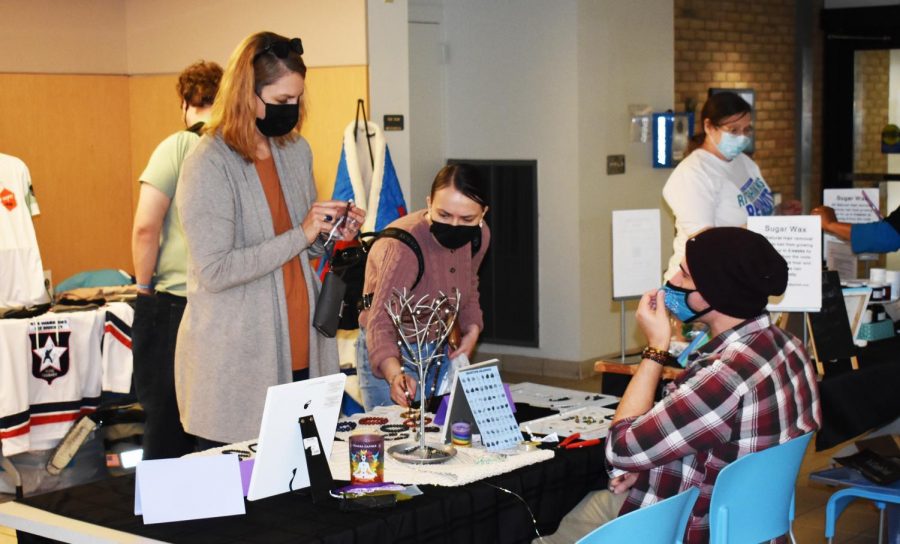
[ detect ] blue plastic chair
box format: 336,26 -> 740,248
825,486 -> 900,544
709,432 -> 814,544
576,486 -> 700,544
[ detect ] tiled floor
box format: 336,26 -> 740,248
0,371 -> 884,544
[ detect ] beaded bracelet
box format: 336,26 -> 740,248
336,421 -> 357,433
358,416 -> 389,426
641,346 -> 674,365
380,424 -> 408,434
403,417 -> 432,428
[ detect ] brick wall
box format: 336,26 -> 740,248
853,49 -> 889,174
674,0 -> 797,198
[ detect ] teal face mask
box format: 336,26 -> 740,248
716,132 -> 750,161
662,282 -> 712,323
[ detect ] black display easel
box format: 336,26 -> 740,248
298,414 -> 335,503
806,270 -> 860,375
354,99 -> 375,169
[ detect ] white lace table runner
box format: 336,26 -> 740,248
328,439 -> 553,487
191,405 -> 554,487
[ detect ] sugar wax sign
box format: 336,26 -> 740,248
747,216 -> 822,312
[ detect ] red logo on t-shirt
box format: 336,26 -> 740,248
1,188 -> 16,211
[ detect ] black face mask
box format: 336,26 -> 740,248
256,99 -> 299,137
430,220 -> 480,250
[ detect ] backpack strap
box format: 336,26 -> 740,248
470,225 -> 482,256
358,228 -> 426,311
370,228 -> 425,290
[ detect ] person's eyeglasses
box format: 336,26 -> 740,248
717,124 -> 753,137
253,37 -> 303,63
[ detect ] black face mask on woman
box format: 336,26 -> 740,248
430,220 -> 481,250
256,99 -> 299,137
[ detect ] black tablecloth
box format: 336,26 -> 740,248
16,402 -> 604,544
17,443 -> 605,544
816,335 -> 900,451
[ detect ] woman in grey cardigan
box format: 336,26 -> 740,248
175,31 -> 364,446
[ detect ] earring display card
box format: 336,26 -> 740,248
508,382 -> 619,412
458,365 -> 522,451
520,406 -> 617,441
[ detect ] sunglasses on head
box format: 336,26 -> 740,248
253,37 -> 303,62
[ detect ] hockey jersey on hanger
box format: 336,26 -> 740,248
0,305 -> 133,456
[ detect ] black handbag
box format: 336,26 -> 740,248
312,269 -> 347,338
313,229 -> 426,336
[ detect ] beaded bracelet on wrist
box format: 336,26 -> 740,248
641,346 -> 674,365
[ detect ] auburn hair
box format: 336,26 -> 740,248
206,31 -> 308,162
176,61 -> 223,108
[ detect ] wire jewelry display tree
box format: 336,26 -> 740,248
385,288 -> 459,464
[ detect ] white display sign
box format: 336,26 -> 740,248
135,455 -> 245,524
612,209 -> 661,299
823,188 -> 881,223
824,239 -> 858,281
747,216 -> 822,312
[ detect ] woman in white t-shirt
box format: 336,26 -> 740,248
662,92 -> 797,280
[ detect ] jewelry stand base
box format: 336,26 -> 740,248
388,442 -> 456,464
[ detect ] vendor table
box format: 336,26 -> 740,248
3,403 -> 608,544
816,334 -> 900,450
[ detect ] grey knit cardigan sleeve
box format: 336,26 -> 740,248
174,134 -> 338,444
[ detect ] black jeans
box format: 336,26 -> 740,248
132,292 -> 195,459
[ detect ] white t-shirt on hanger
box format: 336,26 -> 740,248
0,153 -> 49,308
662,149 -> 775,280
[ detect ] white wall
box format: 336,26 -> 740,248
408,3 -> 446,209
125,0 -> 368,72
440,0 -> 582,361
376,0 -> 676,363
367,0 -> 413,206
0,0 -> 127,73
576,0 -> 675,359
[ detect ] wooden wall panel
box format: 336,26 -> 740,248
128,75 -> 184,209
0,74 -> 133,285
127,65 -> 369,203
0,67 -> 367,288
302,65 -> 369,200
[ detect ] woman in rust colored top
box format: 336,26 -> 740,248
356,164 -> 491,410
176,31 -> 364,447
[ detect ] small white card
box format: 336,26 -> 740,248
612,209 -> 662,299
135,455 -> 245,524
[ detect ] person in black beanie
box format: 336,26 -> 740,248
542,227 -> 821,544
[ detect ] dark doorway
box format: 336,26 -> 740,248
448,159 -> 539,347
821,5 -> 900,188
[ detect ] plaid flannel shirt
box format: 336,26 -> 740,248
605,315 -> 821,544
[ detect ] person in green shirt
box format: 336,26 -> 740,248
130,60 -> 222,459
